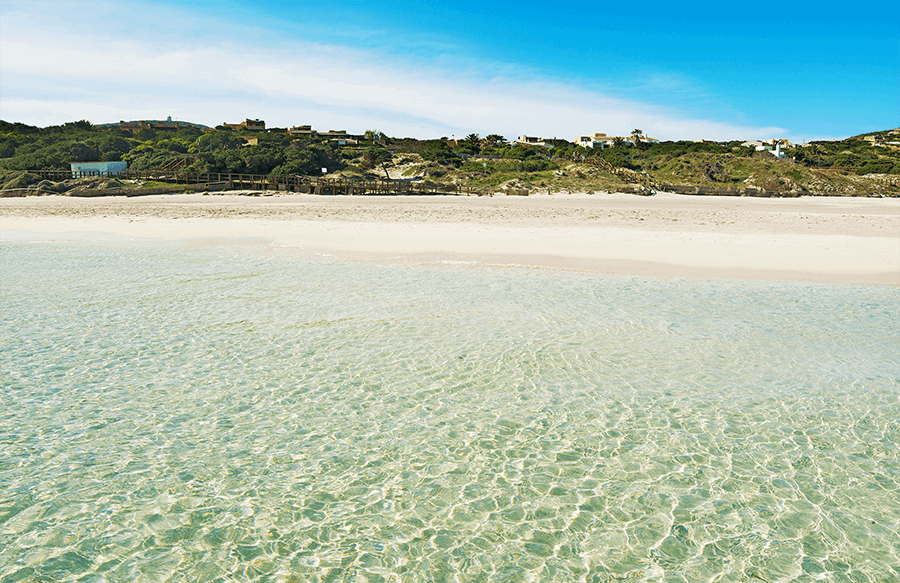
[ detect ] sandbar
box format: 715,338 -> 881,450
2,191 -> 898,284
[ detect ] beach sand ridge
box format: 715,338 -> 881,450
2,192 -> 898,284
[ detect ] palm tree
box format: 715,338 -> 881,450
631,129 -> 644,146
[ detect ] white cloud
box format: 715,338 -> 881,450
0,1 -> 787,141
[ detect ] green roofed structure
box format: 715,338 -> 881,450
70,161 -> 127,176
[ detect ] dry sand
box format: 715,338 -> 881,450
2,191 -> 898,284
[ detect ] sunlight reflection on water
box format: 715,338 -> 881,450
1,234 -> 899,582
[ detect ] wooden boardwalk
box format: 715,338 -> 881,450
23,169 -> 484,197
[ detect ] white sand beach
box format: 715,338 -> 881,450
2,191 -> 898,284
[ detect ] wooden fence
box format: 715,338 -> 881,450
569,160 -> 881,196
657,184 -> 790,197
21,169 -> 483,197
13,168 -> 883,198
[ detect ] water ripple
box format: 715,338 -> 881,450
1,237 -> 898,582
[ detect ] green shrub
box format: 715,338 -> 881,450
418,140 -> 460,166
460,159 -> 558,174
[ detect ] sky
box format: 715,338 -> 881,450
0,0 -> 897,142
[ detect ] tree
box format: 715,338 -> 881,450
418,140 -> 460,166
364,129 -> 385,142
631,129 -> 644,146
361,146 -> 393,178
63,120 -> 92,131
189,131 -> 245,154
268,144 -> 342,177
464,133 -> 481,148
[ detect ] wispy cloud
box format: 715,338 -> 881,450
0,1 -> 787,141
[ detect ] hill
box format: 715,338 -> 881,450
1,121 -> 898,196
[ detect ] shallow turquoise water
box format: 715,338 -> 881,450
1,233 -> 899,582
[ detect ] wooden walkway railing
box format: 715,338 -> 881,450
23,169 -> 484,196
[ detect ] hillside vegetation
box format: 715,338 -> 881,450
1,121 -> 898,196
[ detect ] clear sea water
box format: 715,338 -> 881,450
1,231 -> 898,583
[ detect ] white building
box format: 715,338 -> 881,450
516,135 -> 546,146
576,132 -> 659,149
742,139 -> 789,158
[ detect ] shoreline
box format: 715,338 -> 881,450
2,192 -> 899,285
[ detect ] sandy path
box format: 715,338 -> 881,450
2,192 -> 898,284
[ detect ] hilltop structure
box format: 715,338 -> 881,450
221,119 -> 266,131
575,132 -> 660,149
516,136 -> 547,147
741,139 -> 793,158
858,129 -> 900,148
105,117 -> 210,133
288,126 -> 360,144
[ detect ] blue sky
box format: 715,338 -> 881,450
0,0 -> 896,142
